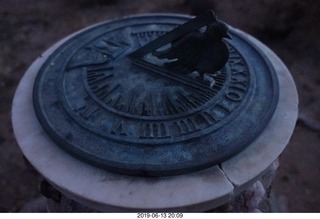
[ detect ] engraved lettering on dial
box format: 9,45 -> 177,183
174,118 -> 201,136
140,122 -> 170,139
74,98 -> 99,121
111,120 -> 127,136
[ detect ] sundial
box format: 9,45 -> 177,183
33,11 -> 279,176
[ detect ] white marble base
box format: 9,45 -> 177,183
12,23 -> 298,212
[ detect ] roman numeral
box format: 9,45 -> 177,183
75,104 -> 98,120
140,123 -> 170,139
174,118 -> 200,136
111,120 -> 127,136
197,111 -> 217,126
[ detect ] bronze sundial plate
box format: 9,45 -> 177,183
33,14 -> 279,176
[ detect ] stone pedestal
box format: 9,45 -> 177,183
40,159 -> 278,212
12,23 -> 298,212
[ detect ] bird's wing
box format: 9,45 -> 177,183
195,42 -> 230,73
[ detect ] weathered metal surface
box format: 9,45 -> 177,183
33,12 -> 279,176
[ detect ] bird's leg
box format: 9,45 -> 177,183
203,72 -> 216,88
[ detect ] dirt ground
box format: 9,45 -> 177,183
0,0 -> 319,212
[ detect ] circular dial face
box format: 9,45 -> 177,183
33,15 -> 279,176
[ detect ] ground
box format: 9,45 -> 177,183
0,0 -> 319,212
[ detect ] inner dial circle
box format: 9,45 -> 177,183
84,55 -> 228,121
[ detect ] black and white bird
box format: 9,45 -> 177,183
152,19 -> 231,84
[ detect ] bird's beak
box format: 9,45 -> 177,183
224,32 -> 232,39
